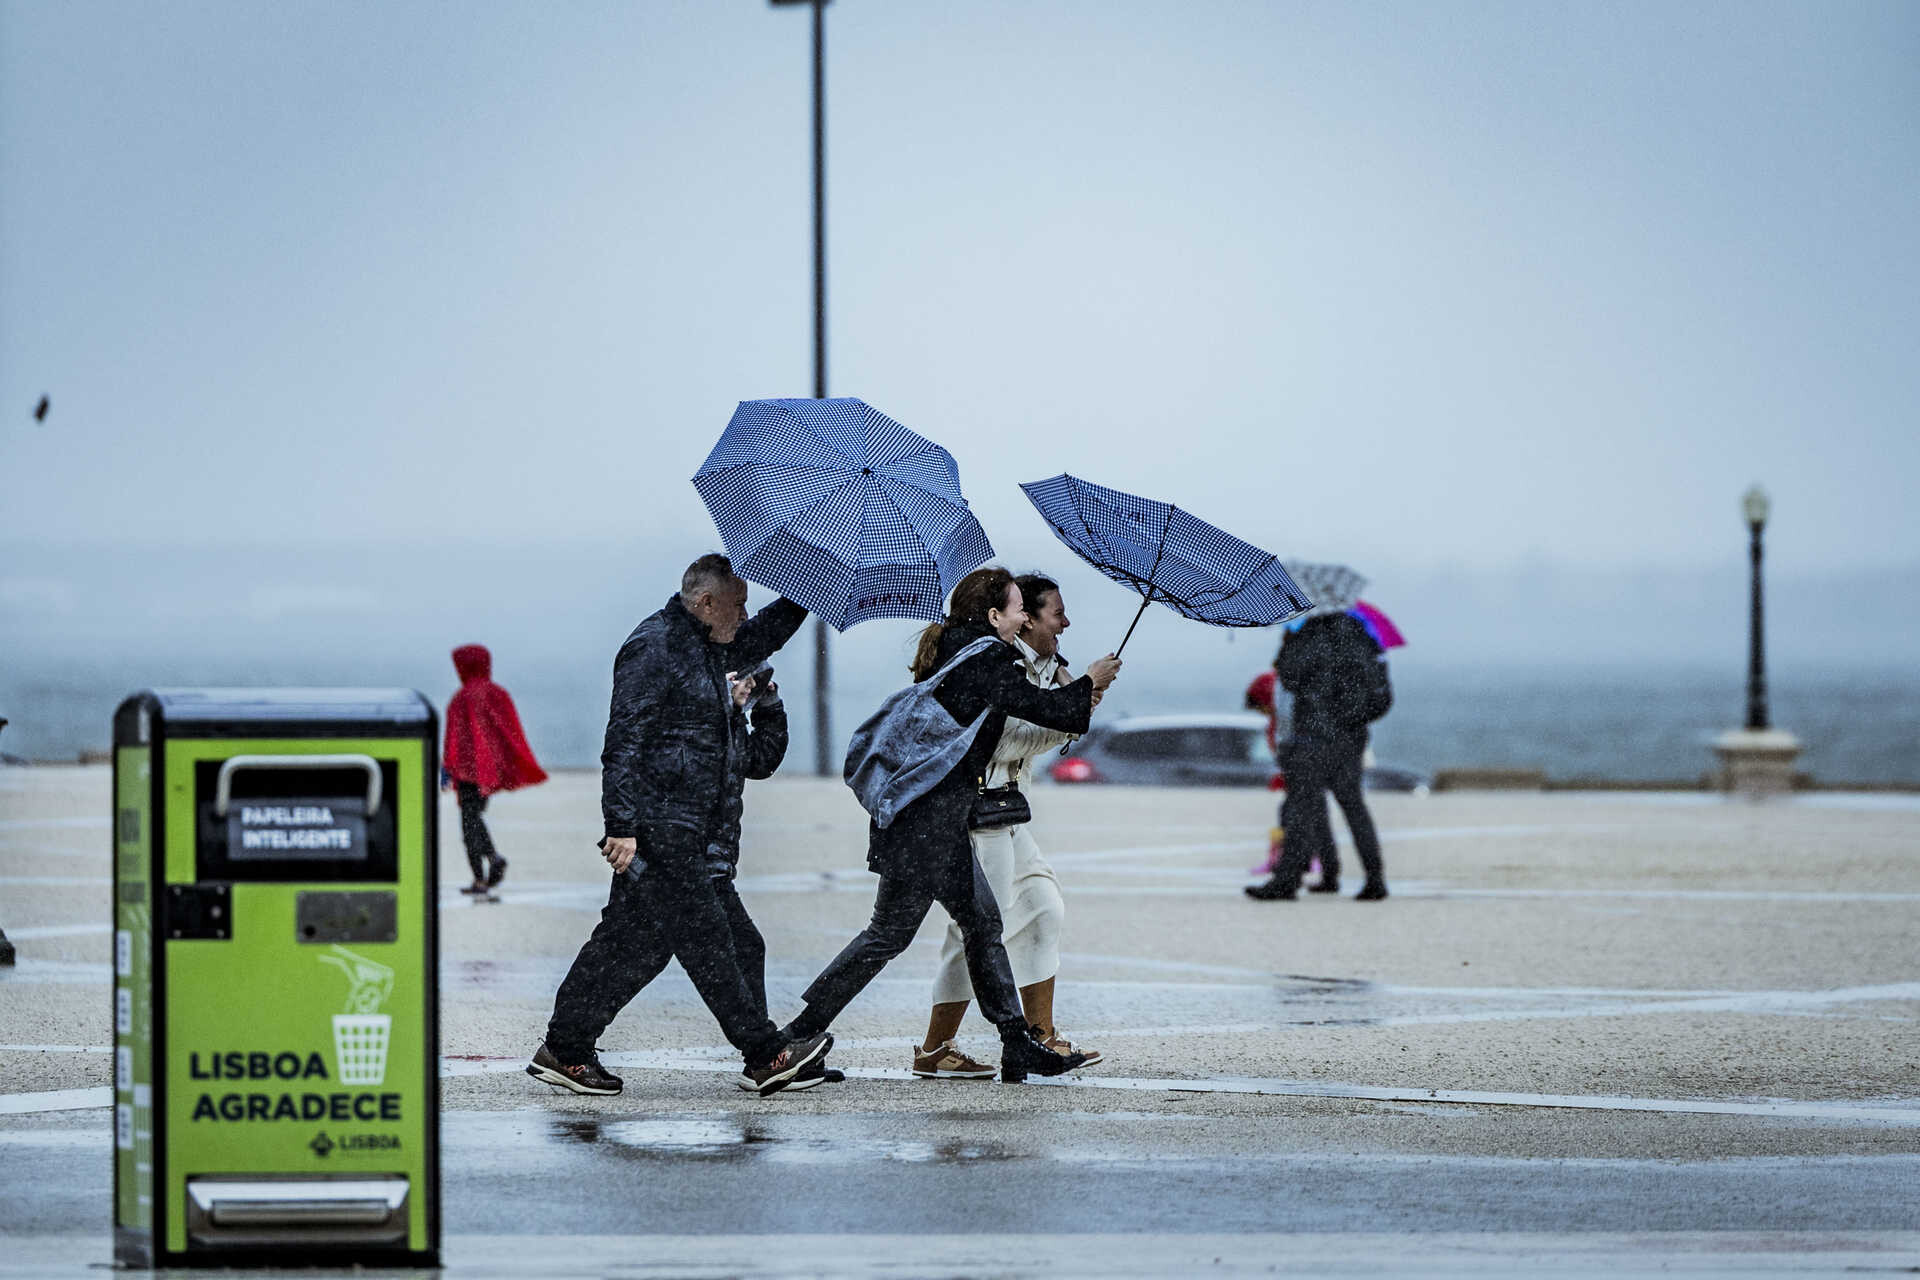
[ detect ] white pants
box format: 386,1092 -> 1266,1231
930,822 -> 1064,1003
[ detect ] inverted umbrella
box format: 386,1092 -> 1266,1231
1284,561 -> 1368,616
1020,473 -> 1313,656
694,398 -> 994,630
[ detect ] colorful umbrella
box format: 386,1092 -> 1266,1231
1351,599 -> 1406,649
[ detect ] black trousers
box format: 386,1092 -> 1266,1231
545,856 -> 782,1067
797,857 -> 1024,1034
1276,736 -> 1384,890
456,782 -> 506,886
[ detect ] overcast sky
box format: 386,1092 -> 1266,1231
3,0 -> 1916,577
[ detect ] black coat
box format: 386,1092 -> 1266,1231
600,594 -> 807,852
865,624 -> 1094,893
705,693 -> 789,878
1275,612 -> 1388,746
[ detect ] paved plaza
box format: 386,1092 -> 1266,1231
2,764 -> 1917,1276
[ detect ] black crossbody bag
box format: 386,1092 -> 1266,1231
968,781 -> 1031,831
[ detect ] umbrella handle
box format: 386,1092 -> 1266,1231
1114,590 -> 1154,659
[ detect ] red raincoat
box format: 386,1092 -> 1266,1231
444,645 -> 548,796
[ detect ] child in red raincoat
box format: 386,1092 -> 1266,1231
444,645 -> 548,895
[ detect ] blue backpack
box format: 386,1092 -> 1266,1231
843,637 -> 1000,828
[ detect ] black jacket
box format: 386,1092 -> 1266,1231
1275,612 -> 1389,745
865,624 -> 1094,893
705,691 -> 789,878
600,594 -> 807,851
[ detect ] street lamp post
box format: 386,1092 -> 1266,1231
772,0 -> 833,775
1742,485 -> 1771,731
1713,484 -> 1799,794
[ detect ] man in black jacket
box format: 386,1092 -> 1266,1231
1247,611 -> 1391,902
529,555 -> 832,1097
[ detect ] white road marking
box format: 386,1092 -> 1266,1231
0,1045 -> 112,1053
0,817 -> 108,830
0,1087 -> 112,1114
1022,1075 -> 1920,1125
0,877 -> 108,887
14,1021 -> 1920,1127
2,924 -> 111,941
0,960 -> 114,982
0,844 -> 104,859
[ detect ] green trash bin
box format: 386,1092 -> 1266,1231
112,689 -> 440,1268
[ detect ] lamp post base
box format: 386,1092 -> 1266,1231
1711,728 -> 1803,796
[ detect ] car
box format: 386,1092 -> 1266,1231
1047,712 -> 1430,793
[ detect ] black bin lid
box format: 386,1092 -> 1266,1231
141,688 -> 432,729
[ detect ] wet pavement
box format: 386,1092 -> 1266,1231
3,766 -> 1919,1275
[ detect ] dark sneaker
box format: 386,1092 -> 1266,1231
526,1041 -> 622,1095
743,1031 -> 833,1098
999,1023 -> 1088,1084
797,1058 -> 843,1085
1040,1028 -> 1102,1067
1355,882 -> 1389,901
485,856 -> 508,889
0,930 -> 13,966
1306,879 -> 1341,894
1244,879 -> 1297,901
459,882 -> 490,895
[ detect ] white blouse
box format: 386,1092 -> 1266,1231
984,635 -> 1077,788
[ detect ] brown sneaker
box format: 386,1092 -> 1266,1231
1041,1028 -> 1102,1067
526,1041 -> 622,1095
743,1031 -> 833,1098
911,1040 -> 997,1079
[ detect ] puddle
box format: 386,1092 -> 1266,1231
547,1113 -> 1021,1165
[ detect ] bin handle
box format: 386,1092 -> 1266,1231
214,754 -> 383,818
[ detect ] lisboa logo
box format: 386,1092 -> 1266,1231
319,946 -> 394,1087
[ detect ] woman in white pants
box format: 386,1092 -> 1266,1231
911,574 -> 1105,1078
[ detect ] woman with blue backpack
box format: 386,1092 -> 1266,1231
783,566 -> 1122,1082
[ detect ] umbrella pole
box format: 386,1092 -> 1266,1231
1114,590 -> 1154,658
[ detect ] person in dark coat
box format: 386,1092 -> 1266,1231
782,567 -> 1122,1082
1247,611 -> 1392,902
442,644 -> 548,895
529,554 -> 832,1098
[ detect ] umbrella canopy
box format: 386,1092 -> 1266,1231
1284,561 -> 1368,616
693,398 -> 994,631
1351,599 -> 1406,649
1019,473 -> 1313,654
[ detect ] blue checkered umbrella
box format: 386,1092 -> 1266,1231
693,398 -> 995,631
1020,473 -> 1313,655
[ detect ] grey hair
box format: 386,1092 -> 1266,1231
680,553 -> 737,600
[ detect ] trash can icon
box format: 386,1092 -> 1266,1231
333,1013 -> 392,1086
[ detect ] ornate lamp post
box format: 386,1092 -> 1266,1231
771,0 -> 834,775
1713,485 -> 1800,794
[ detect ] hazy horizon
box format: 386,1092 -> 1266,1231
5,1 -> 1918,577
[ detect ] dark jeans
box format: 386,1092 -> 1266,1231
456,782 -> 506,886
1276,736 -> 1384,890
546,855 -> 782,1067
795,857 -> 1024,1035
